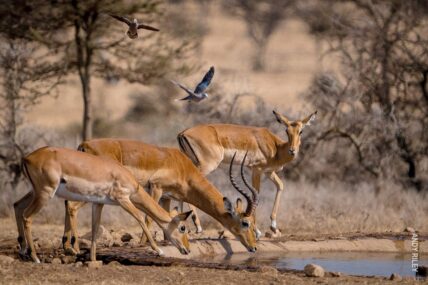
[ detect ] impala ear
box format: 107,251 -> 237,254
235,198 -> 243,214
174,210 -> 193,221
272,110 -> 290,126
302,111 -> 318,127
223,197 -> 235,215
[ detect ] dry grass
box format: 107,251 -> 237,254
6,168 -> 426,236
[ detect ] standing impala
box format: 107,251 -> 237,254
14,147 -> 192,263
177,110 -> 317,236
62,139 -> 259,255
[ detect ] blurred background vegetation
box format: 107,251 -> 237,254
0,0 -> 426,233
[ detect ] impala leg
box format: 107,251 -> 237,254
63,200 -> 86,255
22,191 -> 50,263
251,170 -> 262,239
268,171 -> 284,234
90,203 -> 104,261
158,197 -> 171,241
14,192 -> 33,254
118,197 -> 163,256
140,184 -> 163,244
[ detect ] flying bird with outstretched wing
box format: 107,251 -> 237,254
109,14 -> 159,39
170,66 -> 215,102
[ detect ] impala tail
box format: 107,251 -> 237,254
177,133 -> 200,167
21,157 -> 34,189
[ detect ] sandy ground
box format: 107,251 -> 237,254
0,219 -> 424,284
0,261 -> 419,285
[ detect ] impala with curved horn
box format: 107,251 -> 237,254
229,152 -> 258,218
178,110 -> 317,236
62,139 -> 259,254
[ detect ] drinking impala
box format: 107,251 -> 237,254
14,147 -> 192,263
62,139 -> 259,254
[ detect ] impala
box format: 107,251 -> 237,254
177,110 -> 317,236
14,146 -> 193,263
62,139 -> 259,254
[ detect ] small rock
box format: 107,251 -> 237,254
35,239 -> 54,250
112,241 -> 123,247
0,255 -> 15,265
121,233 -> 134,242
127,239 -> 140,248
404,227 -> 415,233
51,258 -> 62,265
107,261 -> 122,267
110,231 -> 122,242
74,261 -> 83,268
61,255 -> 77,264
83,226 -> 113,245
389,273 -> 402,281
85,260 -> 103,269
265,230 -> 282,239
258,266 -> 278,276
304,264 -> 325,277
78,238 -> 91,249
331,272 -> 341,277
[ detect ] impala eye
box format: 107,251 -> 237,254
299,130 -> 303,135
179,225 -> 186,233
241,220 -> 250,229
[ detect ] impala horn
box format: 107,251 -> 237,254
229,152 -> 259,217
240,151 -> 259,216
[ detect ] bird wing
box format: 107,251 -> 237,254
176,94 -> 197,101
194,66 -> 215,94
109,14 -> 132,25
170,80 -> 197,97
137,23 -> 160,32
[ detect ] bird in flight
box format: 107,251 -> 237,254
109,14 -> 159,39
171,66 -> 215,102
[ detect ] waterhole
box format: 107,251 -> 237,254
197,251 -> 427,277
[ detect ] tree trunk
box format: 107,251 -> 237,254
72,0 -> 93,141
252,41 -> 267,71
81,77 -> 92,140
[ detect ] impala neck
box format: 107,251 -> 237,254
186,175 -> 230,224
135,185 -> 172,228
277,140 -> 296,164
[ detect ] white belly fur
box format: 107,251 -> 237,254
55,183 -> 118,205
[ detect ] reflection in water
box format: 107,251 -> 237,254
197,251 -> 428,277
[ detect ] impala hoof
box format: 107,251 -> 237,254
156,248 -> 164,257
267,227 -> 282,238
196,226 -> 203,234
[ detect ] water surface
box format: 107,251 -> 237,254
198,251 -> 427,277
